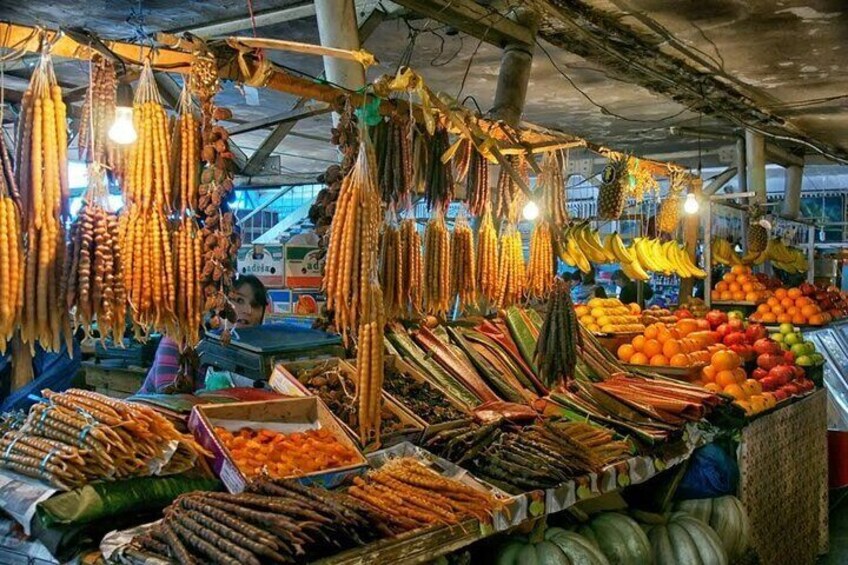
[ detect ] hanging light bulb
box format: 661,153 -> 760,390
683,192 -> 700,214
108,82 -> 137,145
522,200 -> 540,221
819,227 -> 826,242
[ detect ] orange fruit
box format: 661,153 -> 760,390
780,297 -> 794,309
744,379 -> 763,396
729,282 -> 741,292
715,281 -> 729,292
792,314 -> 807,325
801,305 -> 819,318
756,303 -> 770,314
663,339 -> 682,358
643,339 -> 663,358
650,354 -> 668,366
629,352 -> 649,365
676,319 -> 698,337
745,292 -> 760,302
632,335 -> 646,351
670,353 -> 690,367
716,370 -> 738,388
774,288 -> 788,299
732,291 -> 745,301
767,297 -> 780,307
742,283 -> 754,292
644,325 -> 659,340
724,384 -> 748,401
737,274 -> 750,284
704,383 -> 722,393
720,291 -> 732,300
809,314 -> 825,326
795,297 -> 811,307
731,265 -> 747,275
762,312 -> 777,323
786,307 -> 800,316
723,273 -> 736,283
732,367 -> 747,383
618,344 -> 636,362
788,288 -> 802,299
777,313 -> 792,324
771,305 -> 784,315
711,290 -> 722,301
702,365 -> 717,383
711,350 -> 740,371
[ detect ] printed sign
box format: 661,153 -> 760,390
284,245 -> 323,289
238,245 -> 285,288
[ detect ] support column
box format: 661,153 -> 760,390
783,164 -> 803,219
679,178 -> 703,303
745,130 -> 766,204
314,0 -> 366,120
490,8 -> 538,127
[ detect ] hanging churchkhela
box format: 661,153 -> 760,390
120,62 -> 176,337
535,277 -> 581,389
539,151 -> 568,227
466,145 -> 489,217
379,211 -> 404,320
526,220 -> 555,300
399,217 -> 423,317
78,55 -> 127,184
496,223 -> 526,308
495,154 -> 529,222
16,52 -> 72,353
65,162 -> 126,344
450,212 -> 476,313
424,125 -> 454,211
477,206 -> 499,304
423,210 -> 451,317
372,115 -> 412,207
0,133 -> 23,353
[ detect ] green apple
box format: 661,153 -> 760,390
805,343 -> 817,356
771,333 -> 785,343
784,333 -> 801,346
729,310 -> 745,321
811,353 -> 825,365
796,355 -> 814,367
790,343 -> 808,357
781,343 -> 790,350
780,323 -> 795,335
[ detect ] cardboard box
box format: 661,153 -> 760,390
266,289 -> 292,314
238,245 -> 285,288
269,359 -> 424,451
188,397 -> 368,493
284,244 -> 322,289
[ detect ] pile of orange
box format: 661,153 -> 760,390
710,265 -> 771,303
699,350 -> 776,415
749,287 -> 830,326
617,320 -> 715,367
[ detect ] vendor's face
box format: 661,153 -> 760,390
230,285 -> 264,328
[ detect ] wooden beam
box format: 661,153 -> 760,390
242,122 -> 300,176
390,0 -> 534,48
166,2 -> 317,37
227,105 -> 331,136
153,72 -> 184,110
233,172 -> 321,188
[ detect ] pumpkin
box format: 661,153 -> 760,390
640,511 -> 728,565
675,496 -> 750,561
497,522 -> 611,565
576,513 -> 652,565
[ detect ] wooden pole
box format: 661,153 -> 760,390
746,130 -> 767,204
490,8 -> 539,127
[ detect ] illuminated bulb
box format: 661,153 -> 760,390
522,201 -> 540,221
108,83 -> 137,145
683,193 -> 700,214
819,227 -> 826,242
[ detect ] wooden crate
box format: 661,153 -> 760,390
82,362 -> 147,399
738,388 -> 828,564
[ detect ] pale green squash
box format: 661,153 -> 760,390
496,523 -> 610,565
576,513 -> 652,565
641,511 -> 728,565
675,496 -> 750,561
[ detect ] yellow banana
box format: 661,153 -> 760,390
654,240 -> 675,274
678,244 -> 707,278
603,234 -> 619,263
610,232 -> 636,264
633,238 -> 657,272
621,259 -> 650,281
586,227 -> 613,263
577,224 -> 608,264
567,236 -> 591,273
668,243 -> 690,278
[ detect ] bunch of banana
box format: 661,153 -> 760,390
558,221 -> 614,274
757,237 -> 809,273
632,237 -> 706,279
712,237 -> 743,266
603,232 -> 650,281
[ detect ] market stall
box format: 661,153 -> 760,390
0,7 -> 843,565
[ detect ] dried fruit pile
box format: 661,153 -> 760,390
215,427 -> 360,479
382,363 -> 467,424
0,389 -> 201,490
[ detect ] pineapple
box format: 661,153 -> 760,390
657,194 -> 680,234
747,205 -> 768,253
598,154 -> 628,220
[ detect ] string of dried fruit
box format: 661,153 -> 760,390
526,220 -> 555,300
323,137 -> 380,344
399,218 -> 423,317
77,55 -> 126,184
372,115 -> 412,207
356,277 -> 385,444
450,213 -> 476,312
477,207 -> 499,304
379,214 -> 404,319
0,134 -> 23,353
466,146 -> 489,217
535,277 -> 581,388
121,62 -> 175,336
172,218 -> 203,348
16,52 -> 71,354
452,137 -> 472,184
539,151 -> 568,227
496,223 -> 526,308
191,51 -> 240,341
495,154 -> 529,222
425,125 -> 454,212
173,86 -> 199,212
423,211 -> 451,317
65,163 -> 126,344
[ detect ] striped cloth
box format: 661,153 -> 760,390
140,336 -> 190,393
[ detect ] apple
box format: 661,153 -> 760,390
790,343 -> 808,357
811,353 -> 825,365
783,383 -> 800,396
731,344 -> 755,361
805,342 -> 817,356
795,355 -> 813,367
771,333 -> 785,343
760,376 -> 779,391
746,324 -> 768,343
728,310 -> 745,321
724,332 -> 747,347
715,323 -> 730,339
727,319 -> 745,332
769,365 -> 795,385
783,350 -> 795,364
773,389 -> 789,402
799,282 -> 816,296
754,338 -> 782,356
705,310 -> 728,330
784,332 -> 801,346
695,319 -> 711,331
779,323 -> 795,335
757,353 -> 785,371
675,309 -> 693,320
793,366 -> 805,379
752,367 -> 769,381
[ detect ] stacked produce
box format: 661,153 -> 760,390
496,223 -> 526,308
382,361 -> 467,424
798,282 -> 848,320
710,265 -> 771,303
676,297 -> 709,319
640,305 -> 680,325
538,151 -> 568,227
120,62 -> 176,336
616,319 -> 714,368
399,218 -> 423,316
372,115 -> 412,206
535,278 -> 580,388
78,54 -> 126,183
423,211 -> 451,316
597,154 -> 628,220
526,220 -> 555,300
0,389 -> 201,489
770,323 -> 826,367
16,52 -> 71,353
450,212 -> 477,312
130,478 -> 392,563
575,298 -> 644,334
0,134 -> 22,353
347,457 -> 499,529
324,139 -> 381,342
749,286 -> 831,325
64,162 -> 126,343
477,207 -> 499,304
214,426 -> 360,479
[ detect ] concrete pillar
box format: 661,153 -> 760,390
783,164 -> 803,219
490,8 -> 538,127
314,0 -> 366,122
745,130 -> 766,204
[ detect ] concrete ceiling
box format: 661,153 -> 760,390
0,0 -> 846,178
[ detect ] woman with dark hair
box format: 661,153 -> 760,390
138,275 -> 269,394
